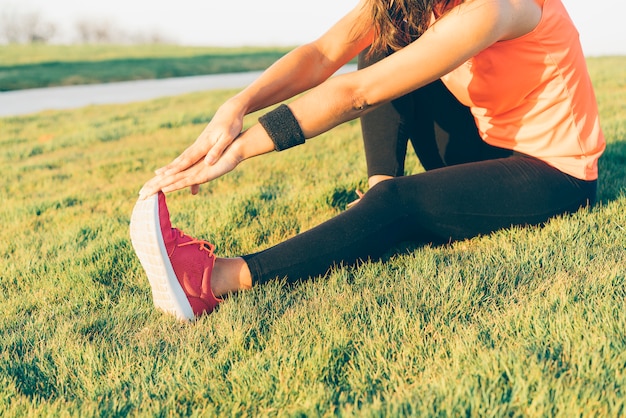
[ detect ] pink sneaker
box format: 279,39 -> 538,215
129,191 -> 221,321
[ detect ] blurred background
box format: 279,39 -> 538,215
1,0 -> 624,56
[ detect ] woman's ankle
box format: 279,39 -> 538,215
211,257 -> 252,297
368,175 -> 394,189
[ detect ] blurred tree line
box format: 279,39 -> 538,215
0,7 -> 171,44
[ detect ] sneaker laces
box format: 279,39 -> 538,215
174,229 -> 215,256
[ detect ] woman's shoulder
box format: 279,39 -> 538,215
459,0 -> 542,41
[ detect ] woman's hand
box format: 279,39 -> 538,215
139,123 -> 277,199
153,101 -> 245,186
139,140 -> 244,200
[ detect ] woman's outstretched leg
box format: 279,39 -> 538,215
131,156 -> 595,320
242,155 -> 595,286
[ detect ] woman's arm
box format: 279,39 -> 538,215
141,0 -> 540,198
139,123 -> 276,198
287,0 -> 542,139
228,0 -> 374,115
153,0 -> 374,179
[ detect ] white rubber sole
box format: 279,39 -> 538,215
129,194 -> 195,321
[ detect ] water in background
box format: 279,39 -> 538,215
0,65 -> 358,117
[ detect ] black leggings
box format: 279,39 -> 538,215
242,51 -> 597,286
357,47 -> 512,174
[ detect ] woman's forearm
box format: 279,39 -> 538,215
228,0 -> 374,116
229,43 -> 346,115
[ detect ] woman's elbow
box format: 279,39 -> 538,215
351,92 -> 372,113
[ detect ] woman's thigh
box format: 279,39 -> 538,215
365,155 -> 597,241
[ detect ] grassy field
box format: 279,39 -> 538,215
0,56 -> 624,416
0,44 -> 292,91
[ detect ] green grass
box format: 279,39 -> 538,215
0,57 -> 624,416
0,44 -> 291,91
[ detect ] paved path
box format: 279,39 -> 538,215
0,64 -> 357,117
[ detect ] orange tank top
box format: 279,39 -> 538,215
440,0 -> 605,180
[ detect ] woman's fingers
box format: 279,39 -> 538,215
138,172 -> 171,199
155,140 -> 208,176
160,176 -> 201,194
139,167 -> 200,199
142,148 -> 209,198
140,116 -> 244,199
205,124 -> 243,165
204,144 -> 224,165
139,147 -> 240,199
154,115 -> 243,174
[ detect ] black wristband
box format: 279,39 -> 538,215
258,104 -> 306,151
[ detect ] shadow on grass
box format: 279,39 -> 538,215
2,342 -> 59,401
597,139 -> 626,204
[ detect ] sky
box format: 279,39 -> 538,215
1,0 -> 625,56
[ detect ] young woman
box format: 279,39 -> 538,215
130,0 -> 604,321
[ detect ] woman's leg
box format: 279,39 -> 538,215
357,49 -> 504,183
358,50 -> 413,183
131,158 -> 595,319
406,80 -> 506,166
242,155 -> 596,286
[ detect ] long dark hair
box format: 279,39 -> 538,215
365,0 -> 458,56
